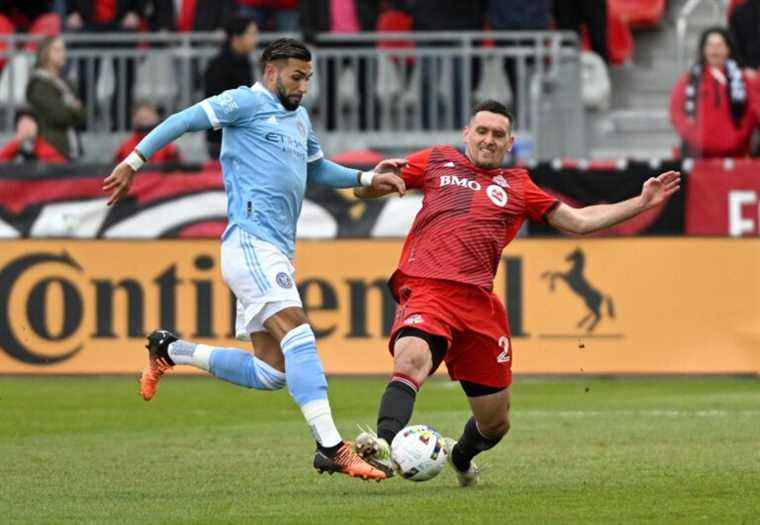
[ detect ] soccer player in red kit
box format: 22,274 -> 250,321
352,100 -> 681,486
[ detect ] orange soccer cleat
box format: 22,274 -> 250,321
138,329 -> 177,401
313,442 -> 388,481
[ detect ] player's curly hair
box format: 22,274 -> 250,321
260,38 -> 311,73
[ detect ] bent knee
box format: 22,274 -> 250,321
480,415 -> 510,440
392,339 -> 433,383
394,352 -> 429,375
393,345 -> 432,375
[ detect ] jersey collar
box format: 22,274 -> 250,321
251,81 -> 297,112
456,147 -> 504,177
251,82 -> 277,101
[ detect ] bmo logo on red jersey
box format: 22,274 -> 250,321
440,175 -> 481,191
439,175 -> 508,208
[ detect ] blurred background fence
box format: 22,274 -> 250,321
0,31 -> 585,160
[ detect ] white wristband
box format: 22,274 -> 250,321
359,170 -> 375,187
125,151 -> 145,171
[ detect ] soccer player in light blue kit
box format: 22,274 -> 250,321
103,38 -> 406,481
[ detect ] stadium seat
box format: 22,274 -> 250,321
96,59 -> 115,106
434,58 -> 455,127
0,15 -> 15,71
376,9 -> 413,47
376,9 -> 415,66
580,50 -> 611,110
474,56 -> 513,108
25,13 -> 62,52
398,62 -> 422,125
337,62 -> 358,115
609,0 -> 666,28
0,52 -> 33,108
135,52 -> 178,113
375,53 -> 403,105
607,4 -> 634,65
581,1 -> 634,65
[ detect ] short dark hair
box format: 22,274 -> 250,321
14,107 -> 37,127
225,16 -> 255,41
470,100 -> 514,133
471,100 -> 513,122
260,38 -> 311,73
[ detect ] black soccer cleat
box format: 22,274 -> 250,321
139,329 -> 178,401
145,329 -> 178,366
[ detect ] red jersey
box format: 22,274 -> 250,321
393,146 -> 559,291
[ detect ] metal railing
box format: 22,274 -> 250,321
0,31 -> 584,160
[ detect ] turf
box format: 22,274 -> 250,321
1,376 -> 759,524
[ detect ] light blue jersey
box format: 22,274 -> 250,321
201,83 -> 322,256
134,82 -> 361,259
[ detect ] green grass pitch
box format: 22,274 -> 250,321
2,376 -> 759,524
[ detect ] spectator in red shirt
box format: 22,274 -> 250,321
113,101 -> 181,164
0,108 -> 66,164
670,27 -> 757,158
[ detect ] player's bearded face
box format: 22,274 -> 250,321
463,112 -> 514,169
274,59 -> 312,111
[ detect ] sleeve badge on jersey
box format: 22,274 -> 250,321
404,314 -> 424,325
276,272 -> 293,288
218,92 -> 239,114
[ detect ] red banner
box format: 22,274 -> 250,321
686,159 -> 760,236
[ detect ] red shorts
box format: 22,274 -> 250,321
388,272 -> 513,388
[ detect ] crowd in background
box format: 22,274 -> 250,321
669,0 -> 760,159
0,0 -> 759,165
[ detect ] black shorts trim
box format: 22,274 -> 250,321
394,327 -> 447,375
460,380 -> 506,398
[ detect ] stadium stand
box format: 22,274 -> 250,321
591,0 -> 738,160
0,0 -> 750,164
0,14 -> 13,70
24,13 -> 62,52
610,0 -> 666,27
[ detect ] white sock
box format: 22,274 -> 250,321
167,341 -> 214,371
301,399 -> 342,448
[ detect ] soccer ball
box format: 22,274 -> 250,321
390,424 -> 448,481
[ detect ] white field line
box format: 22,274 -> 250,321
517,410 -> 760,418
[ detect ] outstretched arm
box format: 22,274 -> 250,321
547,170 -> 681,235
309,157 -> 407,195
354,148 -> 431,198
102,104 -> 212,205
